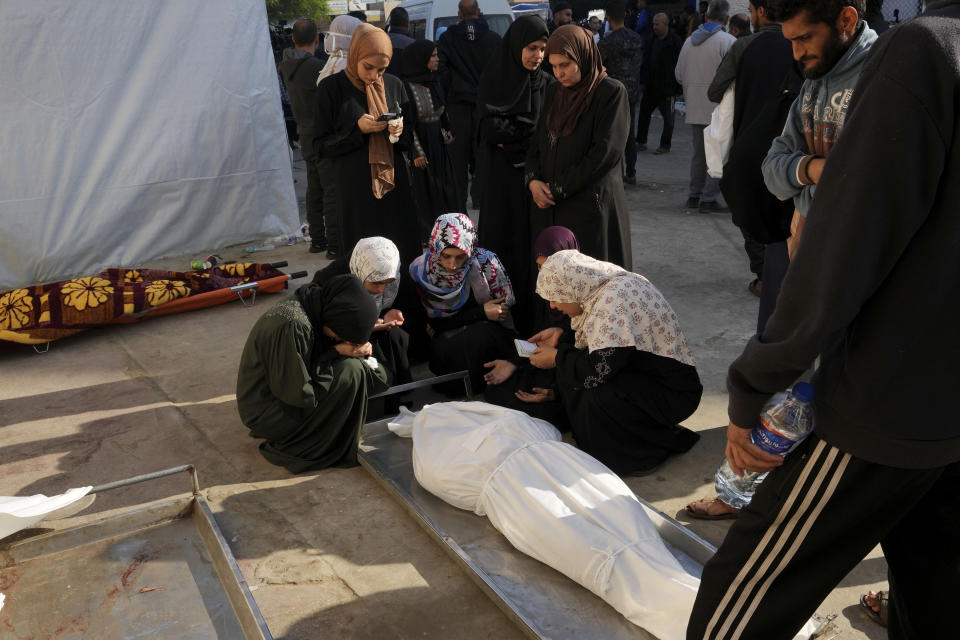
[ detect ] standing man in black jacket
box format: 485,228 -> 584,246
279,19 -> 328,253
437,0 -> 502,210
708,0 -> 802,329
687,1 -> 960,636
636,13 -> 681,155
598,0 -> 645,184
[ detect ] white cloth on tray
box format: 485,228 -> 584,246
0,486 -> 92,540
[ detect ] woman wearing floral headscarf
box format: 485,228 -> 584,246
410,213 -> 517,392
526,25 -> 632,270
313,237 -> 410,386
528,250 -> 702,475
313,23 -> 420,263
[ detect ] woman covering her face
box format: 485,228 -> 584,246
313,23 -> 420,264
399,40 -> 458,238
312,236 -> 411,386
526,25 -> 633,271
409,213 -> 517,393
529,250 -> 702,475
236,275 -> 389,472
476,15 -> 554,336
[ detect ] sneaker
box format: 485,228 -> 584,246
309,242 -> 327,253
699,200 -> 729,214
325,248 -> 339,260
637,143 -> 648,152
684,197 -> 700,209
624,174 -> 637,185
654,147 -> 670,155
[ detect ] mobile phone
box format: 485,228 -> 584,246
514,339 -> 537,358
376,112 -> 398,122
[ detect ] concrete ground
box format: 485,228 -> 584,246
0,122 -> 886,638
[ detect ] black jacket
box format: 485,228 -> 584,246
278,48 -> 326,140
437,18 -> 502,105
643,32 -> 682,99
727,0 -> 960,468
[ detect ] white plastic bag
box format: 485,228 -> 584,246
705,83 -> 736,179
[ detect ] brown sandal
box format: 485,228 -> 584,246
684,497 -> 741,520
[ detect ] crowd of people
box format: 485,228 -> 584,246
248,0 -> 959,635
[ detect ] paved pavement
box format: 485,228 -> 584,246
0,121 -> 886,639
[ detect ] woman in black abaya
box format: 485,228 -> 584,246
477,15 -> 553,336
525,25 -> 632,270
399,40 -> 458,239
313,23 -> 421,264
528,250 -> 702,475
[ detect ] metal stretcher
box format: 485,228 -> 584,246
359,373 -> 717,640
0,465 -> 272,639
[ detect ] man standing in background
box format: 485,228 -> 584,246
675,0 -> 735,213
598,0 -> 645,183
278,18 -> 327,253
437,0 -> 502,210
637,13 -> 683,157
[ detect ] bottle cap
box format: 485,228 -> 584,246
791,381 -> 814,403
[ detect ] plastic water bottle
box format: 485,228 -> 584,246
714,382 -> 815,509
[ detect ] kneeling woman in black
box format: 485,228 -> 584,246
529,250 -> 703,475
409,213 -> 516,392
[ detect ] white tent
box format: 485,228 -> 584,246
0,0 -> 299,289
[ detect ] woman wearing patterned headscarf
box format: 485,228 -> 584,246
476,15 -> 554,336
528,250 -> 702,475
399,40 -> 458,238
525,25 -> 632,270
236,275 -> 389,472
312,237 -> 411,386
409,213 -> 517,392
313,23 -> 420,263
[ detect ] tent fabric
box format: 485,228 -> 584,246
407,402 -> 699,639
0,0 -> 299,289
0,263 -> 286,345
410,402 -> 561,514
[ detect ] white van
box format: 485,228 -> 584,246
399,0 -> 515,41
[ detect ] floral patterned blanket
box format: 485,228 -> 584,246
0,263 -> 287,345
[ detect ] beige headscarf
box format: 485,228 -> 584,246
345,23 -> 395,199
536,250 -> 695,365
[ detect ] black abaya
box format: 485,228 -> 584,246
314,72 -> 421,264
554,340 -> 702,474
476,16 -> 552,336
525,77 -> 633,269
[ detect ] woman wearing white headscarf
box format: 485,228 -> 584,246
313,236 -> 411,385
313,14 -> 363,259
528,250 -> 702,475
318,15 -> 363,83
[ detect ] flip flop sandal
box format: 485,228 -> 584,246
859,591 -> 889,627
748,278 -> 762,297
684,497 -> 741,520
